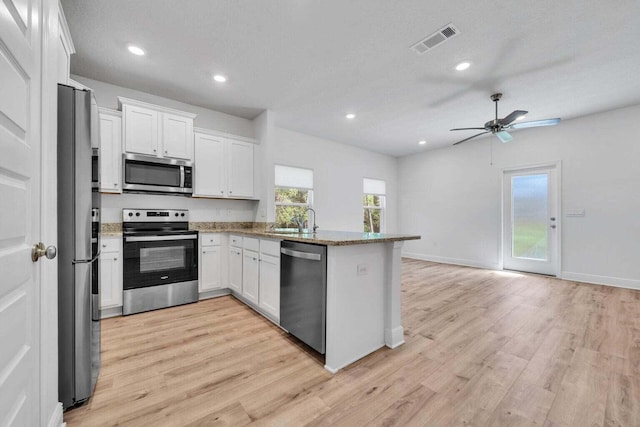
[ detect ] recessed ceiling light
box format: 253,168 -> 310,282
345,113 -> 356,119
516,115 -> 526,120
213,74 -> 227,83
127,45 -> 145,56
418,140 -> 427,145
455,61 -> 470,71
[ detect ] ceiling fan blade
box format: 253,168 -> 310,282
509,118 -> 561,129
496,131 -> 513,143
453,131 -> 489,145
500,110 -> 528,126
450,127 -> 486,131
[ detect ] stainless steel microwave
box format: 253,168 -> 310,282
123,153 -> 193,195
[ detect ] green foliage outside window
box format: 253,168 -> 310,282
275,188 -> 310,229
363,194 -> 383,233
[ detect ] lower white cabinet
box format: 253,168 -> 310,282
100,237 -> 122,309
200,233 -> 222,293
258,253 -> 280,319
228,246 -> 243,294
242,249 -> 260,305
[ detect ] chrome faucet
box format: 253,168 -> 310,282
306,207 -> 319,234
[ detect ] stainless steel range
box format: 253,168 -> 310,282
122,209 -> 198,315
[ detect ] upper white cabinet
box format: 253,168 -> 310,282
98,108 -> 122,193
193,128 -> 256,199
119,97 -> 196,161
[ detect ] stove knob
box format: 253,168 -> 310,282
181,213 -> 185,217
135,212 -> 140,217
175,213 -> 179,217
128,212 -> 133,217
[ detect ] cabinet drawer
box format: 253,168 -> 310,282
100,237 -> 121,253
243,237 -> 259,252
200,233 -> 221,247
230,234 -> 243,247
260,239 -> 281,257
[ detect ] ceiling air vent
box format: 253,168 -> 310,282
411,23 -> 460,54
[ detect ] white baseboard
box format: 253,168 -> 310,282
48,402 -> 64,427
561,272 -> 640,290
402,252 -> 499,271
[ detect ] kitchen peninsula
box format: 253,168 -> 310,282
228,229 -> 420,373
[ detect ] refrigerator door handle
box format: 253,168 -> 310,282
73,250 -> 101,264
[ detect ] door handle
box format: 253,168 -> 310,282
32,243 -> 57,262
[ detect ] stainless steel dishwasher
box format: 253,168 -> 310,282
280,241 -> 327,354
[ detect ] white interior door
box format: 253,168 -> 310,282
503,165 -> 559,276
0,0 -> 45,424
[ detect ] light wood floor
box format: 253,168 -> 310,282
65,259 -> 640,426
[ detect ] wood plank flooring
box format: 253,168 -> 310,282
64,259 -> 640,426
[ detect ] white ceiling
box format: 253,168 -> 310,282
61,0 -> 640,157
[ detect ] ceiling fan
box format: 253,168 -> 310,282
451,93 -> 561,145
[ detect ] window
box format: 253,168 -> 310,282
363,178 -> 385,233
275,165 -> 314,230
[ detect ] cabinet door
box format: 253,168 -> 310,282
193,133 -> 226,197
99,112 -> 122,193
242,250 -> 259,305
228,140 -> 254,198
229,247 -> 243,294
100,251 -> 122,309
259,253 -> 280,320
200,246 -> 222,292
162,113 -> 193,160
123,105 -> 158,156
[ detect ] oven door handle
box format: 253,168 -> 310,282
124,234 -> 198,243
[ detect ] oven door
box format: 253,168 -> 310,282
123,232 -> 198,290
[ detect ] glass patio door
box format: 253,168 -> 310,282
503,165 -> 559,275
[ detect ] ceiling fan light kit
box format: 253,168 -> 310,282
451,92 -> 561,145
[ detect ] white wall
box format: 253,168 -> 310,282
265,127 -> 399,233
71,75 -> 256,138
399,103 -> 640,289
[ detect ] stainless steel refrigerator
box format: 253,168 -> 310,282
57,84 -> 101,409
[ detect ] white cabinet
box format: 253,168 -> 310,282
123,104 -> 158,156
193,133 -> 226,197
119,97 -> 196,160
242,249 -> 260,305
258,253 -> 280,320
229,247 -> 243,294
200,233 -> 222,293
228,140 -> 254,198
162,113 -> 193,159
193,129 -> 256,199
98,108 -> 122,193
100,237 -> 122,310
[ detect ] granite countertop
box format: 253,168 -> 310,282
224,229 -> 421,246
101,222 -> 420,246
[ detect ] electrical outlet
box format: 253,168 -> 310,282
357,263 -> 368,276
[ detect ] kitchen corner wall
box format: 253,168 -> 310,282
254,121 -> 399,233
73,75 -> 259,224
398,103 -> 640,289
